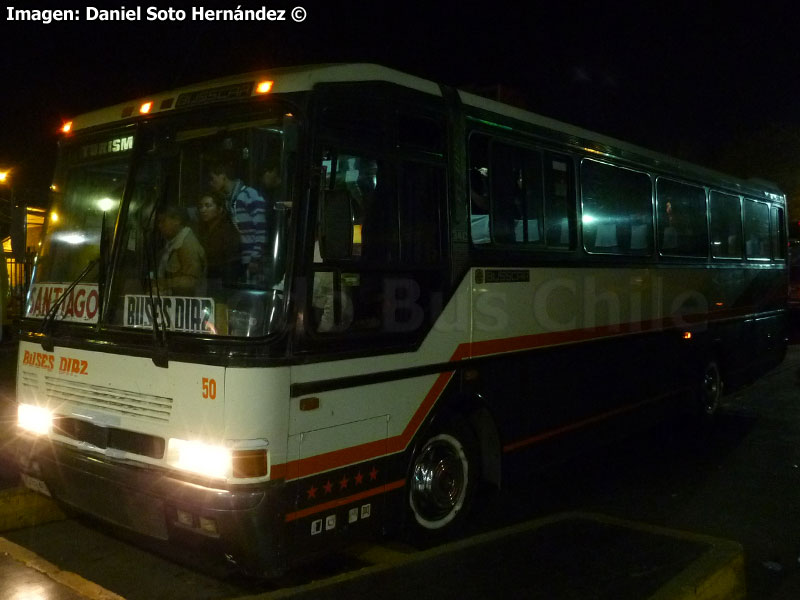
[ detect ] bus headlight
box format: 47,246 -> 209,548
18,404 -> 53,435
167,439 -> 232,479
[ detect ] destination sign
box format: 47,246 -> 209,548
80,135 -> 134,159
26,283 -> 100,324
125,295 -> 215,333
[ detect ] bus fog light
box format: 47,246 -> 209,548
199,516 -> 219,535
18,404 -> 53,435
168,439 -> 231,479
176,509 -> 194,527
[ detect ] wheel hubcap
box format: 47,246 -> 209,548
410,435 -> 467,526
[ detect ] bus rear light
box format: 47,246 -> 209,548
18,403 -> 53,436
232,449 -> 268,478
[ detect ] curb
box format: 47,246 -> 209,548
0,485 -> 67,532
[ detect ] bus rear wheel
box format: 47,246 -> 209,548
698,360 -> 722,417
408,420 -> 478,536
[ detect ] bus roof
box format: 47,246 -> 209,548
65,63 -> 784,202
66,63 -> 442,132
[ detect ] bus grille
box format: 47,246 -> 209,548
53,417 -> 166,459
40,376 -> 173,423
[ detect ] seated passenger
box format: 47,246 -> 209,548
156,204 -> 206,296
196,191 -> 242,288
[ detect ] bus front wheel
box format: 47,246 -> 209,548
408,420 -> 479,536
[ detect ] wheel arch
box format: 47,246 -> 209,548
416,386 -> 502,490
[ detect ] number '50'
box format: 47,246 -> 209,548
202,377 -> 217,399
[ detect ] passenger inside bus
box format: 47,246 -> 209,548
662,200 -> 700,254
156,204 -> 207,296
208,162 -> 267,283
196,191 -> 242,291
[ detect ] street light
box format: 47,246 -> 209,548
0,170 -> 25,262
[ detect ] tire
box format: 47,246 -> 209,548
407,420 -> 479,536
697,359 -> 723,417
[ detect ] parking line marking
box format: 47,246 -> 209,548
227,512 -> 745,600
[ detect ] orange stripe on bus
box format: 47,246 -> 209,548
278,371 -> 455,481
273,307 -> 758,482
284,479 -> 405,522
502,395 -> 663,453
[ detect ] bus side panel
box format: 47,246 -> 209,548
286,416 -> 388,557
223,366 -> 291,477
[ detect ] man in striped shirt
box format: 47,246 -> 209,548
209,162 -> 267,284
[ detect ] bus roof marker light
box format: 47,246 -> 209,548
256,80 -> 274,94
139,101 -> 153,114
61,121 -> 73,134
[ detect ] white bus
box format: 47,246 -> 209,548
15,64 -> 788,576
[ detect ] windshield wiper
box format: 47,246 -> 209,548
141,204 -> 169,368
39,258 -> 99,352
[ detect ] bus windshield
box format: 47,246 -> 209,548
26,140 -> 131,325
28,111 -> 295,338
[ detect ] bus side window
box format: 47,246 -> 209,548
544,154 -> 575,249
743,199 -> 770,260
581,159 -> 653,255
470,135 -> 574,249
312,148 -> 444,336
469,134 -> 490,244
656,178 -> 708,257
489,142 -> 543,245
709,191 -> 742,259
313,151 -> 392,333
771,206 -> 786,260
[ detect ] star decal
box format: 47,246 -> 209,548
369,466 -> 379,481
354,471 -> 364,485
339,475 -> 349,490
323,480 -> 333,494
307,484 -> 318,499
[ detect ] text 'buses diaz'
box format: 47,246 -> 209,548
15,64 -> 788,576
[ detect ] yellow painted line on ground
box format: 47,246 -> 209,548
567,513 -> 745,600
0,536 -> 126,600
229,511 -> 745,600
0,485 -> 67,531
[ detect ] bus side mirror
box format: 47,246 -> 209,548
320,190 -> 352,260
10,202 -> 26,262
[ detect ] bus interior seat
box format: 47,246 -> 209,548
630,223 -> 650,250
594,223 -> 618,249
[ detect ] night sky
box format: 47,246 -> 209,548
2,1 -> 799,218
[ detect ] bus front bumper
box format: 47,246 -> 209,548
16,435 -> 287,577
